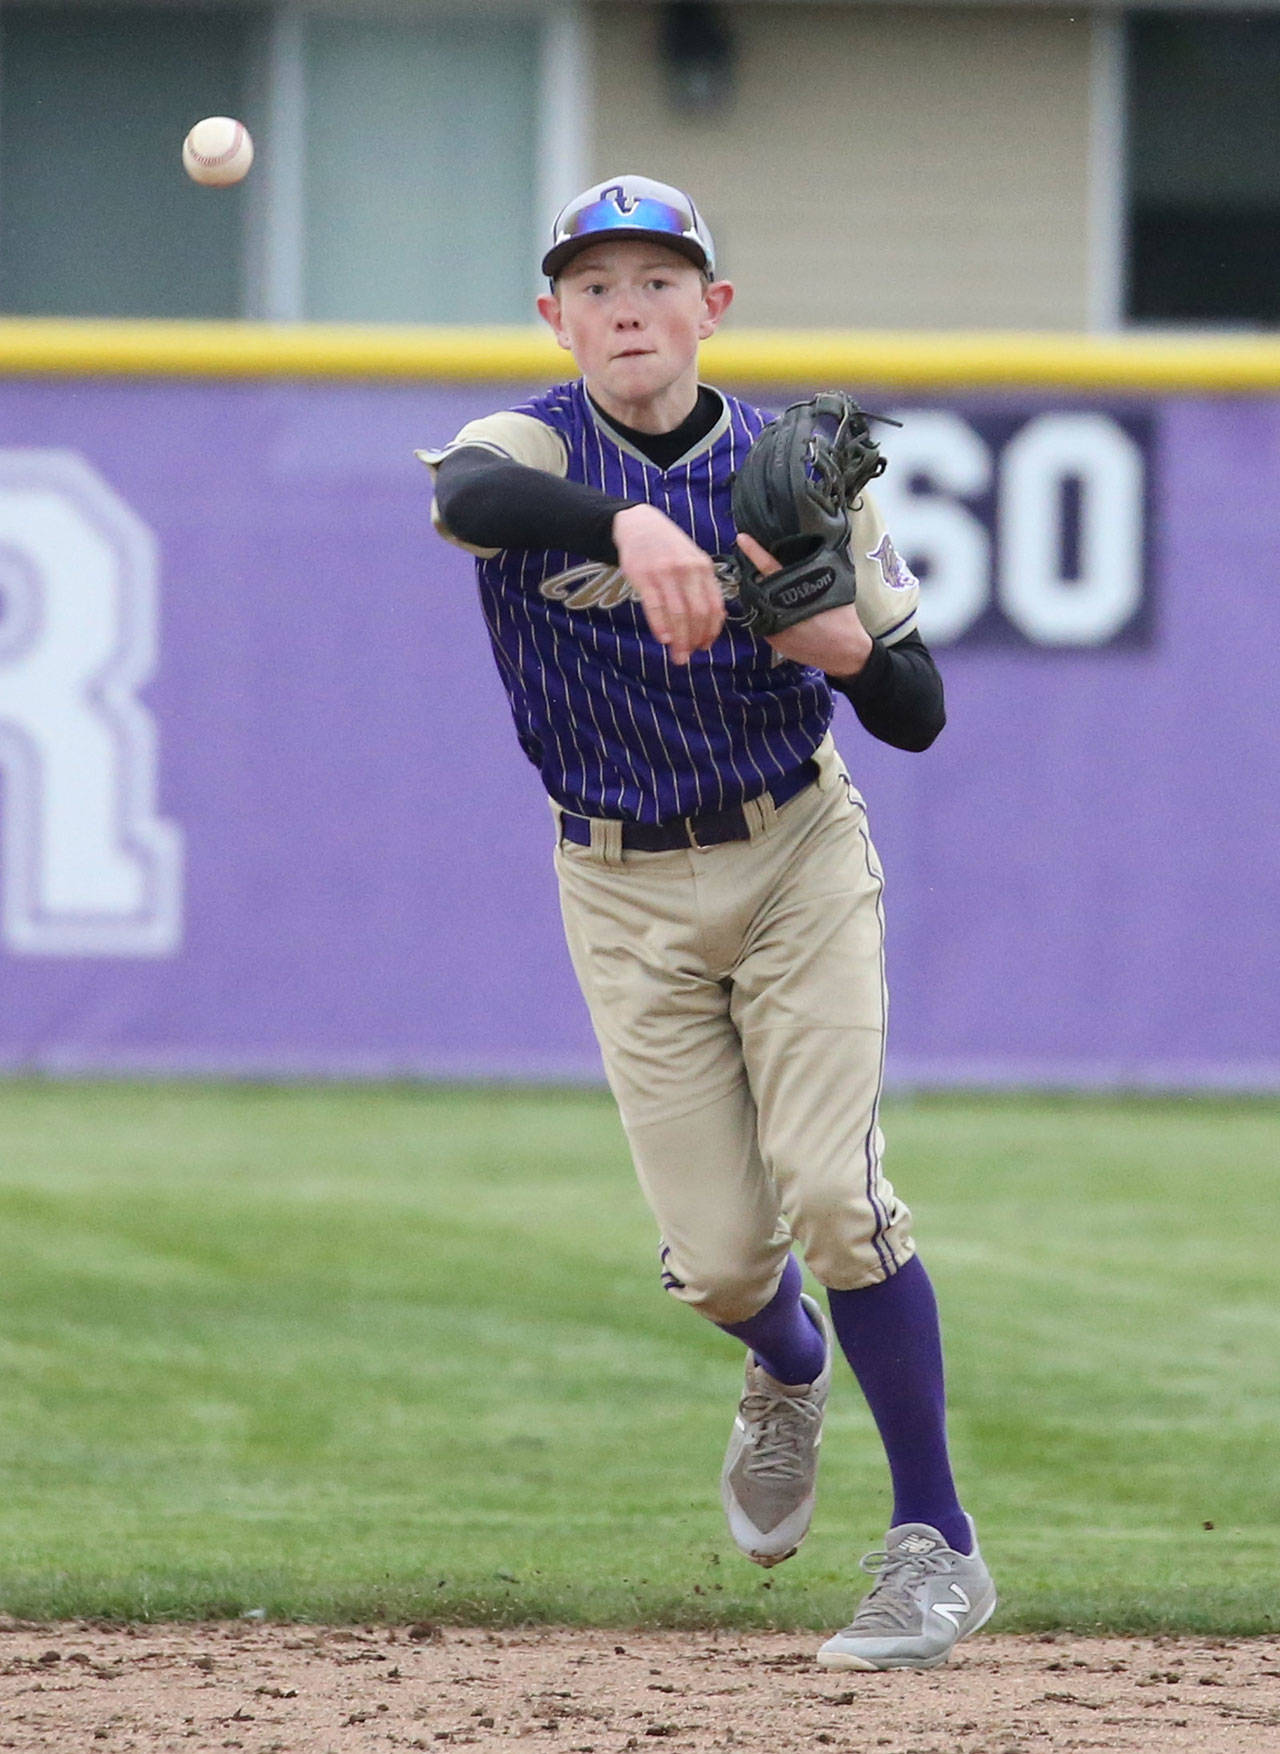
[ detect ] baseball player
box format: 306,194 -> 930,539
420,174 -> 996,1670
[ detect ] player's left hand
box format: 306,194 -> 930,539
736,533 -> 873,677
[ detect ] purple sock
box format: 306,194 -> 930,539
717,1253 -> 827,1386
826,1254 -> 972,1554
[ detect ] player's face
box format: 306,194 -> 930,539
537,242 -> 734,433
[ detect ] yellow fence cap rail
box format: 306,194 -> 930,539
3,317 -> 1280,391
707,329 -> 1280,392
0,319 -> 561,381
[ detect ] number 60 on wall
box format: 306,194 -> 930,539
874,409 -> 1150,649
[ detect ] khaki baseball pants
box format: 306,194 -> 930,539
552,734 -> 914,1325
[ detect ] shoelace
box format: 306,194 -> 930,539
739,1386 -> 822,1483
842,1546 -> 957,1634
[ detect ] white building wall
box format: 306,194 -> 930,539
589,2 -> 1095,329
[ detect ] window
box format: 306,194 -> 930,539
0,5 -> 254,318
1127,14 -> 1280,325
0,3 -> 541,322
300,17 -> 539,324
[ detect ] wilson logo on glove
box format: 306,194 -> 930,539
776,568 -> 837,609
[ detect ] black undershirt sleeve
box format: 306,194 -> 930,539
827,631 -> 946,753
434,445 -> 635,563
433,439 -> 945,753
432,387 -> 723,562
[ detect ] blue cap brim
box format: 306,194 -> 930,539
541,230 -> 711,280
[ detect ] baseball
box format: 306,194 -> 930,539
182,116 -> 254,186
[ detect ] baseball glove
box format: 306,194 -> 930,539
731,391 -> 897,636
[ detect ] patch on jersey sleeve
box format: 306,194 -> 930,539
866,533 -> 918,591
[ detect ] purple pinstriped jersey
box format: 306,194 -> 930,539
475,379 -> 833,823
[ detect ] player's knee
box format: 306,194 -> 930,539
790,1188 -> 914,1288
686,1276 -> 777,1324
658,1244 -> 776,1325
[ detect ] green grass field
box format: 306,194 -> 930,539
0,1081 -> 1276,1633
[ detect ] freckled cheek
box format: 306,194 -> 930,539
573,320 -> 613,369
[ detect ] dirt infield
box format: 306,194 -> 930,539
2,1623 -> 1279,1753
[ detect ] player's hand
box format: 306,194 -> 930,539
613,505 -> 725,665
736,532 -> 873,677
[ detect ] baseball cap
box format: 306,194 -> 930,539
542,174 -> 716,280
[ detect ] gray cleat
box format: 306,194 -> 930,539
816,1518 -> 997,1670
720,1292 -> 831,1567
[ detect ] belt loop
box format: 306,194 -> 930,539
588,817 -> 625,865
686,818 -> 710,853
746,790 -> 777,841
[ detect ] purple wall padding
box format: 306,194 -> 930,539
0,377 -> 1274,1086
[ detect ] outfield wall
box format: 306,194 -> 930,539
0,325 -> 1276,1087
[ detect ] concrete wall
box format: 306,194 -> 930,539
589,3 -> 1095,329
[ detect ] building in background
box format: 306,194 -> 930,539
0,0 -> 1278,329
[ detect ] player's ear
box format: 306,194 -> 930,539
537,290 -> 573,351
698,278 -> 734,339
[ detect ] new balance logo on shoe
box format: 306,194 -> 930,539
931,1584 -> 971,1629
